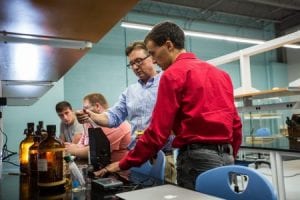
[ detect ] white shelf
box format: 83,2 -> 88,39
235,88 -> 300,102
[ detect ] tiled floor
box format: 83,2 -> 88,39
251,159 -> 300,200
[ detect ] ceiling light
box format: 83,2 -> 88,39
121,21 -> 300,49
121,22 -> 152,31
2,80 -> 54,86
0,32 -> 93,49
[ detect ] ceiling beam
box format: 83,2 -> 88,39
136,0 -> 272,29
201,0 -> 224,14
245,0 -> 300,11
276,12 -> 300,34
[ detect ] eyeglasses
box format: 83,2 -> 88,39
83,104 -> 93,111
127,55 -> 150,68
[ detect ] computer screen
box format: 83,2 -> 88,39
88,127 -> 111,170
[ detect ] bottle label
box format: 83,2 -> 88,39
37,159 -> 48,171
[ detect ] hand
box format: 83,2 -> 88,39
75,109 -> 90,124
64,142 -> 71,147
64,143 -> 77,154
93,162 -> 120,177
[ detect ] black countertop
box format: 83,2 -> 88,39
241,136 -> 300,153
0,170 -> 163,200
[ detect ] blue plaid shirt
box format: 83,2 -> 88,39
106,72 -> 173,151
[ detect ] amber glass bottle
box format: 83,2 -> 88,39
29,126 -> 41,177
37,125 -> 65,194
38,121 -> 48,140
19,122 -> 35,174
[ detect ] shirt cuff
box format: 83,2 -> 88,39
104,111 -> 114,127
119,157 -> 131,170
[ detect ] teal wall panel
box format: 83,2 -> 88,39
64,24 -> 135,109
271,62 -> 288,88
219,61 -> 241,89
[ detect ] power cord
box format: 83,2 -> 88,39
108,171 -> 156,191
0,127 -> 18,166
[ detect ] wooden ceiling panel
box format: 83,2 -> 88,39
0,0 -> 139,42
0,0 -> 139,105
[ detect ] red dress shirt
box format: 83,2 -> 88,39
119,52 -> 242,170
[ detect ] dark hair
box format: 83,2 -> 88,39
125,41 -> 148,56
84,93 -> 109,109
55,101 -> 72,113
144,21 -> 185,49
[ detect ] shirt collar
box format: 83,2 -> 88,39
174,52 -> 197,62
138,72 -> 162,87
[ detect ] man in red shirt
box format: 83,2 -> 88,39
91,21 -> 242,190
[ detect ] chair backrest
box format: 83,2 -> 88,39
195,165 -> 277,200
131,150 -> 166,181
255,127 -> 271,137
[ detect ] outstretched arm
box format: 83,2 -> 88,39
75,109 -> 110,127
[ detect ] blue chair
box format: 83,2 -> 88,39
255,127 -> 271,137
195,165 -> 277,200
131,150 -> 166,181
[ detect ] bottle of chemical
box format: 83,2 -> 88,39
38,121 -> 47,140
37,125 -> 65,194
29,126 -> 42,177
64,155 -> 86,191
19,122 -> 35,174
135,117 -> 144,139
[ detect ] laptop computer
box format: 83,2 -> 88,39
116,184 -> 222,200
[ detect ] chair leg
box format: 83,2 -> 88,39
254,160 -> 271,169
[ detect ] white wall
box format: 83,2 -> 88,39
287,48 -> 300,83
